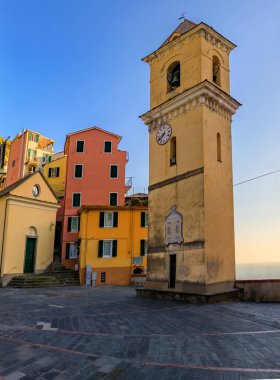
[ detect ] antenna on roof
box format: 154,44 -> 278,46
178,12 -> 186,21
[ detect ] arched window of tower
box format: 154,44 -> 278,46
217,133 -> 222,162
213,56 -> 221,86
170,136 -> 177,166
167,62 -> 180,92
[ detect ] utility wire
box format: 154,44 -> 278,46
234,169 -> 280,186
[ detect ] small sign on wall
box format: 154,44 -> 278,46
165,205 -> 184,245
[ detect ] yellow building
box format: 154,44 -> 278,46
0,171 -> 59,286
0,137 -> 10,190
79,205 -> 148,285
43,152 -> 67,198
140,19 -> 240,295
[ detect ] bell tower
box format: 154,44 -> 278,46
140,19 -> 241,296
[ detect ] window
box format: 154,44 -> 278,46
167,61 -> 180,92
217,133 -> 222,162
67,216 -> 80,232
140,239 -> 148,256
110,165 -> 118,178
104,141 -> 112,153
170,136 -> 176,165
74,164 -> 83,178
110,193 -> 118,206
101,272 -> 106,283
65,242 -> 78,259
98,240 -> 118,258
141,212 -> 148,227
76,140 -> 84,153
48,167 -> 60,178
72,193 -> 81,208
213,56 -> 221,86
12,160 -> 15,167
99,212 -> 118,228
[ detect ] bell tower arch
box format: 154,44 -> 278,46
140,19 -> 241,296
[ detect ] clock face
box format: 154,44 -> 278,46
156,124 -> 172,145
32,185 -> 40,197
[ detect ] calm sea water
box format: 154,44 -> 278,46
236,262 -> 280,280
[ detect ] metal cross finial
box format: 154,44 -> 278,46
178,12 -> 185,21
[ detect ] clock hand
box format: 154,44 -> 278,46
160,132 -> 166,141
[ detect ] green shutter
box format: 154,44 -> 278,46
34,150 -> 37,158
104,141 -> 112,153
28,149 -> 31,159
110,193 -> 117,206
98,240 -> 103,257
110,165 -> 118,178
73,193 -> 81,207
28,132 -> 32,141
140,240 -> 145,256
65,243 -> 70,259
141,212 -> 145,227
99,212 -> 104,227
112,240 -> 117,257
113,212 -> 118,227
67,217 -> 72,232
75,165 -> 83,178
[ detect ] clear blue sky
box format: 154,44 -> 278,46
1,0 -> 280,263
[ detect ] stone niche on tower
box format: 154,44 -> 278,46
137,19 -> 241,301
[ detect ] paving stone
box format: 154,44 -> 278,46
0,286 -> 279,379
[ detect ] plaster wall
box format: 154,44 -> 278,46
43,156 -> 67,198
149,31 -> 230,109
0,200 -> 57,276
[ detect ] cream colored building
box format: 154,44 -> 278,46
0,171 -> 59,286
140,19 -> 240,295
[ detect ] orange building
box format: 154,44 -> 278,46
6,130 -> 54,187
61,126 -> 131,268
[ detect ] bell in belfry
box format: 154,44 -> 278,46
168,64 -> 180,88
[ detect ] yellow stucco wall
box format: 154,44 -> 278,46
43,155 -> 67,197
1,201 -> 57,275
142,22 -> 238,293
79,206 -> 148,285
0,172 -> 59,282
148,24 -> 231,109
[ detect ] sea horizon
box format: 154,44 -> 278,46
236,262 -> 280,280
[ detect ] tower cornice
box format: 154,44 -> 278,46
140,80 -> 241,131
143,22 -> 236,65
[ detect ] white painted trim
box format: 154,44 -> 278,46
141,81 -> 240,130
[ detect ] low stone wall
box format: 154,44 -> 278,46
131,275 -> 146,287
235,280 -> 280,302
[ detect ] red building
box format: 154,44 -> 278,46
6,130 -> 54,187
61,126 -> 131,267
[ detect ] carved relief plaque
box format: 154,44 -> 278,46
165,205 -> 183,245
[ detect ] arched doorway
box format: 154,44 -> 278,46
24,227 -> 37,273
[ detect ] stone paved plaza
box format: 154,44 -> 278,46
0,286 -> 279,379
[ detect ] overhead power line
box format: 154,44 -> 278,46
234,169 -> 280,186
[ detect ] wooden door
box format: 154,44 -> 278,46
169,254 -> 176,288
24,238 -> 36,273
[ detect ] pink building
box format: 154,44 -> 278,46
6,130 -> 54,187
62,126 -> 131,267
